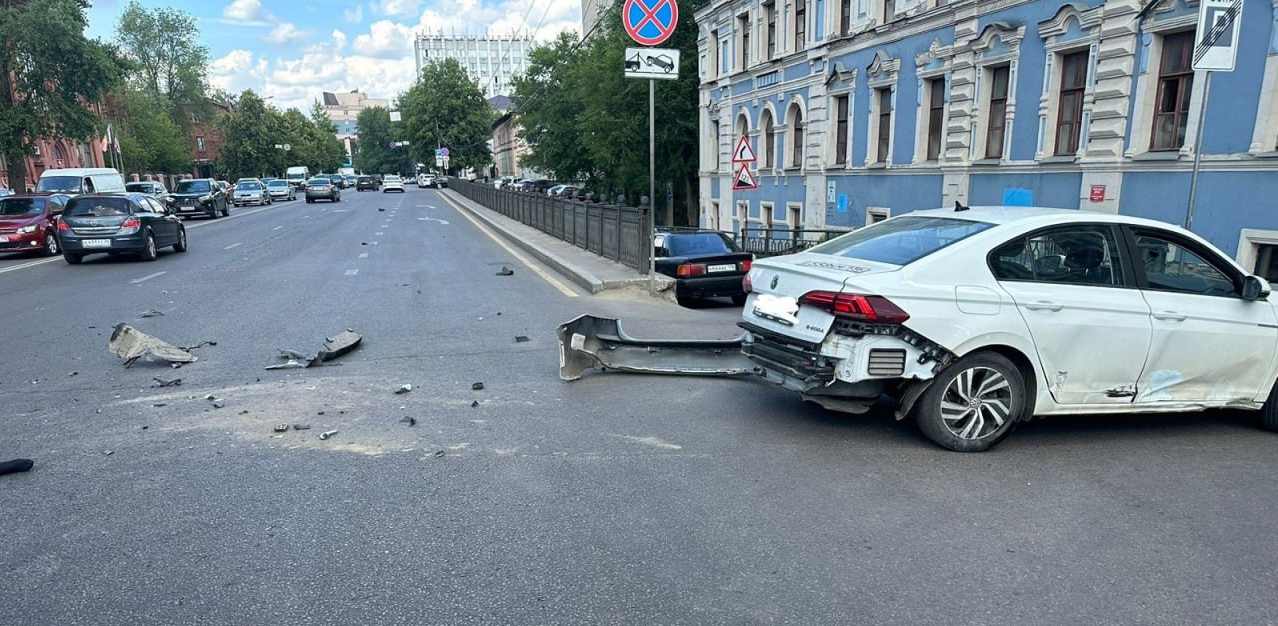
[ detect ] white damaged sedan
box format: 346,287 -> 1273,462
741,206 -> 1278,451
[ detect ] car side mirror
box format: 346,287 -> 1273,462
1242,275 -> 1271,301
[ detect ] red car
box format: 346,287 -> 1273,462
0,194 -> 68,256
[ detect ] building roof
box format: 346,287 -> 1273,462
487,95 -> 512,113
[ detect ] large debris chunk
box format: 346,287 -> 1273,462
109,324 -> 198,368
556,315 -> 756,381
266,330 -> 363,370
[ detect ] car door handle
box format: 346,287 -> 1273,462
1153,310 -> 1188,322
1024,300 -> 1063,312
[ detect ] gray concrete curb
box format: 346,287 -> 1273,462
440,189 -> 671,295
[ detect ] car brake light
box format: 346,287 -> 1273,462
676,263 -> 707,278
798,291 -> 910,324
740,258 -> 752,273
121,217 -> 141,230
57,220 -> 70,232
742,273 -> 752,293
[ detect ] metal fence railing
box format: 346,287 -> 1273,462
450,179 -> 652,274
738,227 -> 850,257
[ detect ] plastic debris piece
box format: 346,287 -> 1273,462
109,324 -> 198,367
515,336 -> 530,343
319,430 -> 338,440
400,417 -> 417,426
472,382 -> 484,391
272,424 -> 289,433
0,459 -> 34,476
265,360 -> 306,370
433,450 -> 446,457
395,384 -> 413,395
471,400 -> 479,408
292,424 -> 312,431
496,266 -> 514,276
139,309 -> 165,318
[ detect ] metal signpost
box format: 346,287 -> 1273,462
622,0 -> 679,294
1185,0 -> 1242,231
435,147 -> 450,172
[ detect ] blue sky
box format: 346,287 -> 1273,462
86,0 -> 582,110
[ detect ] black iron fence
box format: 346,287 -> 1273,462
450,179 -> 651,273
737,227 -> 850,257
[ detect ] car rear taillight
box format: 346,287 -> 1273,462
676,263 -> 707,278
798,291 -> 910,324
740,258 -> 752,273
742,273 -> 752,293
121,217 -> 141,230
57,220 -> 70,232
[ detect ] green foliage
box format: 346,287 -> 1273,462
353,107 -> 409,175
115,1 -> 209,121
117,89 -> 191,175
400,59 -> 494,172
309,104 -> 346,173
510,0 -> 705,219
0,0 -> 125,191
217,91 -> 280,179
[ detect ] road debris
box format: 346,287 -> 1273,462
292,424 -> 312,431
318,430 -> 338,440
179,340 -> 218,351
267,330 -> 363,370
395,384 -> 413,395
272,424 -> 289,433
278,349 -> 309,361
153,377 -> 182,388
471,400 -> 480,408
0,458 -> 34,476
472,382 -> 484,391
400,417 -> 417,426
556,315 -> 756,381
515,336 -> 530,343
265,360 -> 307,370
433,450 -> 446,458
68,371 -> 79,377
496,266 -> 514,276
378,208 -> 385,212
104,450 -> 114,456
139,309 -> 165,318
109,324 -> 198,367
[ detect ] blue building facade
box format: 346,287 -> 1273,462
696,0 -> 1278,278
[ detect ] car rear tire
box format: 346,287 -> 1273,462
1260,379 -> 1278,432
44,233 -> 59,256
140,231 -> 158,262
731,294 -> 748,306
64,253 -> 83,265
173,227 -> 188,252
913,351 -> 1027,453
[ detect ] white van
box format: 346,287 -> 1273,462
285,166 -> 310,189
37,168 -> 126,195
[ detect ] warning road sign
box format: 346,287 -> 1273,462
1194,0 -> 1242,72
733,165 -> 758,191
622,0 -> 679,47
732,135 -> 756,164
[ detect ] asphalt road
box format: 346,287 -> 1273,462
2,186 -> 1276,625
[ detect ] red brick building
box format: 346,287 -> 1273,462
0,135 -> 108,193
189,101 -> 231,179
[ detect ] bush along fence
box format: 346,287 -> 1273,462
450,179 -> 652,274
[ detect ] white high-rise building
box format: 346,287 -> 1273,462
414,34 -> 533,98
581,0 -> 603,36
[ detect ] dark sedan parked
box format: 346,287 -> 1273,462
654,230 -> 753,307
305,177 -> 341,203
166,178 -> 229,219
59,193 -> 187,264
0,194 -> 68,256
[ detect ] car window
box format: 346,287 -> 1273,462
0,198 -> 44,216
66,197 -> 131,216
236,182 -> 260,190
36,176 -> 82,194
145,197 -> 168,214
808,216 -> 994,266
991,226 -> 1126,287
665,233 -> 737,256
1134,233 -> 1237,297
176,180 -> 211,194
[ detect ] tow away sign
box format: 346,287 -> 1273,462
1194,0 -> 1242,71
625,47 -> 680,80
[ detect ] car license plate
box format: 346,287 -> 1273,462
753,294 -> 799,326
708,264 -> 736,273
82,239 -> 111,249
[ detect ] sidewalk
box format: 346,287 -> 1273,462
439,189 -> 673,295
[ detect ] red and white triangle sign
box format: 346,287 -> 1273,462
733,164 -> 758,190
732,135 -> 757,163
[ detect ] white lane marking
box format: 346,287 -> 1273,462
417,217 -> 450,225
370,241 -> 379,246
0,257 -> 60,275
345,269 -> 359,276
223,242 -> 242,250
437,194 -> 579,298
130,271 -> 167,285
272,226 -> 283,231
358,252 -> 369,259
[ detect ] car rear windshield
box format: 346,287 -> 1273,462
125,183 -> 151,192
308,178 -> 329,185
807,216 -> 994,266
176,180 -> 211,194
66,197 -> 131,217
36,176 -> 82,193
236,182 -> 259,190
267,180 -> 288,187
665,233 -> 738,256
0,198 -> 44,216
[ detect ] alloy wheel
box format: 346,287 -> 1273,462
45,233 -> 58,256
939,367 -> 1013,441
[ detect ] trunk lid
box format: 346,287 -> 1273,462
742,252 -> 902,344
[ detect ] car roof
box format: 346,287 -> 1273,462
906,206 -> 1191,232
41,168 -> 120,177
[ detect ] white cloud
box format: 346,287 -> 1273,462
332,30 -> 349,50
265,22 -> 307,44
343,5 -> 365,23
374,0 -> 423,18
221,0 -> 269,25
352,20 -> 415,58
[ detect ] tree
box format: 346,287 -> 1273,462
400,59 -> 493,173
309,103 -> 346,172
217,90 -> 279,179
117,89 -> 190,175
353,107 -> 394,174
0,0 -> 125,192
512,32 -> 595,182
115,1 -> 208,120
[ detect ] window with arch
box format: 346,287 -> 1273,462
788,104 -> 804,169
761,109 -> 776,169
736,113 -> 750,152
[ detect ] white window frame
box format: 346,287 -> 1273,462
785,98 -> 807,171
1237,229 -> 1278,276
1035,5 -> 1101,160
828,90 -> 854,168
710,200 -> 721,230
759,201 -> 774,232
1250,1 -> 1278,155
735,10 -> 752,73
1127,17 -> 1202,158
866,206 -> 891,225
865,52 -> 900,167
785,201 -> 803,229
968,25 -> 1024,163
759,104 -> 779,172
